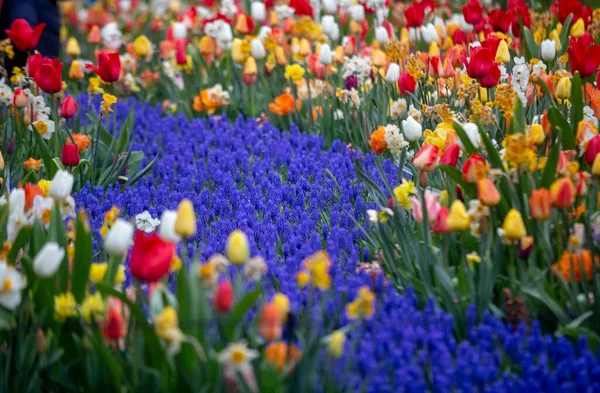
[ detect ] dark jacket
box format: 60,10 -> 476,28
0,0 -> 60,74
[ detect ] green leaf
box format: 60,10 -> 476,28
438,164 -> 477,197
0,308 -> 16,330
453,122 -> 477,154
559,326 -> 600,352
548,107 -> 575,150
117,105 -> 136,153
224,284 -> 263,340
521,25 -> 539,59
571,72 -> 583,128
7,226 -> 32,265
125,151 -> 144,178
558,14 -> 573,56
508,100 -> 526,135
479,126 -> 502,168
522,287 -> 570,324
31,124 -> 58,179
71,213 -> 93,304
127,153 -> 159,187
540,142 -> 560,188
88,332 -> 123,387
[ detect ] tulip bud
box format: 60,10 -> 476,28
372,49 -> 386,68
323,0 -> 337,13
174,199 -> 196,238
232,38 -> 247,64
214,280 -> 234,312
459,123 -> 481,150
199,36 -> 215,56
385,63 -> 400,83
272,293 -> 290,321
349,4 -> 365,21
402,116 -> 423,141
447,200 -> 470,231
319,44 -> 332,65
519,236 -> 534,259
502,209 -> 526,241
33,242 -> 65,278
585,135 -> 600,165
556,77 -> 571,100
375,26 -> 389,44
495,40 -> 510,64
134,35 -> 152,58
61,144 -> 80,167
412,144 -> 440,172
88,25 -> 101,44
540,39 -> 556,61
159,210 -> 181,243
49,170 -> 74,202
66,37 -> 81,57
226,230 -> 250,265
321,15 -> 335,35
327,330 -> 346,358
172,22 -> 188,40
477,178 -> 501,206
251,2 -> 266,22
60,95 -> 78,119
529,188 -> 552,221
243,57 -> 258,85
104,219 -> 134,256
570,18 -> 585,38
69,60 -> 84,80
13,88 -> 28,108
251,39 -> 266,59
421,24 -> 439,44
439,144 -> 460,167
550,177 -> 576,208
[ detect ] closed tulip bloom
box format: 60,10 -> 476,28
412,144 -> 439,172
447,200 -> 470,231
174,199 -> 196,238
502,209 -> 526,241
61,144 -> 80,167
49,170 -> 74,201
321,15 -> 335,35
86,53 -> 121,83
159,210 -> 181,243
251,2 -> 266,22
199,36 -> 216,56
402,116 -> 423,141
462,153 -> 487,183
5,19 -> 45,51
226,230 -> 250,265
439,144 -> 460,167
172,22 -> 188,40
550,177 -> 576,208
66,37 -> 81,57
319,44 -> 332,65
495,40 -> 510,64
433,206 -> 451,233
541,39 -> 556,61
214,281 -> 234,312
592,154 -> 600,175
375,26 -> 389,44
327,330 -> 346,358
251,39 -> 266,59
231,39 -> 247,64
556,77 -> 571,100
69,60 -> 84,80
60,95 -> 78,119
477,178 -> 501,206
459,123 -> 481,150
134,35 -> 152,57
570,17 -> 585,38
129,230 -> 175,282
104,219 -> 134,256
13,88 -> 28,108
529,188 -> 552,221
271,293 -> 290,321
87,25 -> 101,44
31,56 -> 63,94
33,242 -> 65,278
585,135 -> 600,165
259,302 -> 282,341
385,63 -> 400,83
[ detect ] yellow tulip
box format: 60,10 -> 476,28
174,199 -> 196,238
446,200 -> 470,231
66,37 -> 81,57
327,330 -> 346,358
556,77 -> 571,100
134,35 -> 152,58
570,18 -> 585,38
231,38 -> 247,64
226,230 -> 250,265
593,155 -> 600,176
502,209 -> 526,241
199,36 -> 215,56
272,293 -> 290,321
495,40 -> 510,64
429,41 -> 440,57
243,56 -> 257,76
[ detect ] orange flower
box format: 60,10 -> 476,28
67,133 -> 92,152
369,126 -> 387,155
24,183 -> 43,210
550,177 -> 576,209
259,302 -> 282,341
193,89 -> 223,114
23,157 -> 41,171
264,341 -> 302,372
269,93 -> 301,116
552,249 -> 598,283
312,106 -> 323,122
477,178 -> 500,206
529,188 -> 552,221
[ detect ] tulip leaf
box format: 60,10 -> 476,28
0,308 -> 16,330
127,153 -> 159,187
571,72 -> 583,129
540,141 -> 560,188
225,284 -> 263,340
559,325 -> 600,352
558,14 -> 573,56
521,25 -> 539,60
453,122 -> 477,155
117,105 -> 136,153
522,287 -> 570,324
7,226 -> 32,265
479,126 -> 502,168
508,100 -> 526,135
548,107 -> 575,149
48,205 -> 69,293
88,331 -> 123,388
71,213 -> 93,304
31,123 -> 58,179
438,164 -> 476,197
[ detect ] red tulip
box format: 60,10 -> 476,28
568,34 -> 600,78
462,0 -> 484,25
86,52 -> 121,82
550,177 -> 576,208
175,39 -> 188,65
557,0 -> 592,27
61,144 -> 80,167
214,281 -> 234,312
479,65 -> 501,88
585,135 -> 600,165
452,29 -> 468,45
467,47 -> 494,80
60,95 -> 79,119
439,144 -> 460,167
462,153 -> 487,183
403,3 -> 426,28
487,10 -> 511,34
129,230 -> 176,282
13,88 -> 28,108
433,206 -> 450,233
429,56 -> 442,77
398,72 -> 416,95
32,57 -> 63,94
481,35 -> 501,57
289,0 -> 313,17
413,144 -> 440,172
5,19 -> 45,52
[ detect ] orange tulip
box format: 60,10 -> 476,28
269,93 -> 300,115
477,178 -> 500,206
369,126 -> 387,155
529,188 -> 552,220
259,303 -> 282,341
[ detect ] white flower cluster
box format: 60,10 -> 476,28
342,55 -> 373,85
207,84 -> 230,104
389,98 -> 408,117
274,4 -> 295,19
511,57 -> 530,107
219,0 -> 238,18
204,20 -> 234,48
383,124 -> 409,160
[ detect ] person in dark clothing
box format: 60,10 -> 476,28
0,0 -> 60,77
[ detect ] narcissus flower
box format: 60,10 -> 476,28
284,64 -> 306,82
346,286 -> 375,320
327,330 -> 346,358
54,292 -> 77,322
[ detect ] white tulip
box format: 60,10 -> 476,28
421,24 -> 439,44
33,242 -> 65,278
375,26 -> 389,44
8,188 -> 25,215
100,22 -> 123,49
350,4 -> 365,21
172,22 -> 188,40
330,23 -> 340,41
104,219 -> 134,256
408,27 -> 420,42
159,210 -> 182,243
49,170 -> 74,202
319,44 -> 332,65
321,15 -> 335,35
322,0 -> 337,14
402,116 -> 423,141
459,123 -> 481,150
385,63 -> 400,83
541,39 -> 556,62
251,39 -> 266,59
250,2 -> 266,22
460,16 -> 474,33
218,24 -> 233,43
